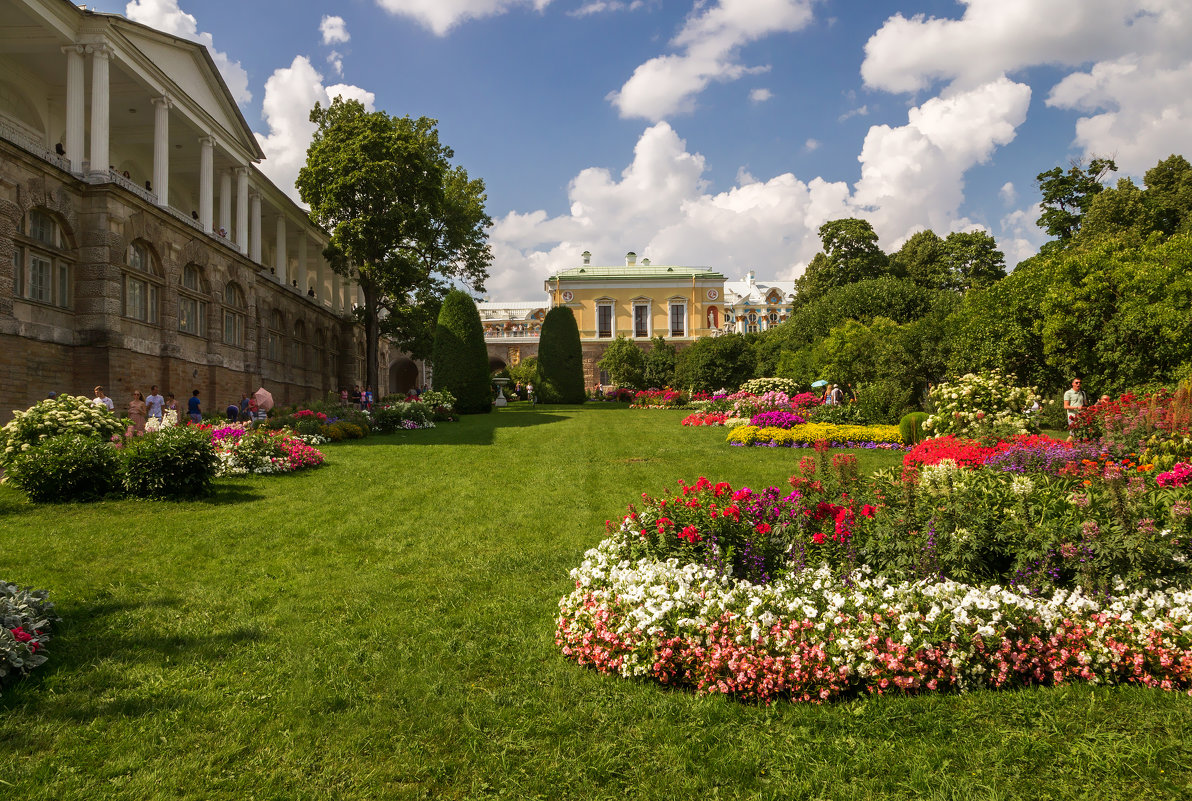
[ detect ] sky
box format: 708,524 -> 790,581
93,0 -> 1192,300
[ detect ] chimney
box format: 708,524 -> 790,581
748,269 -> 755,284
625,251 -> 637,266
581,250 -> 591,265
641,257 -> 650,266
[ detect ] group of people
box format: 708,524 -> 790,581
339,386 -> 376,411
84,385 -> 268,432
819,383 -> 854,406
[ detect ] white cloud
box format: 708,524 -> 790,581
852,77 -> 1032,241
838,104 -> 868,122
327,50 -> 344,76
999,181 -> 1017,205
1047,56 -> 1192,174
861,0 -> 1192,94
749,87 -> 773,103
125,0 -> 251,104
320,15 -> 350,45
570,0 -> 644,16
803,138 -> 820,152
609,0 -> 814,121
373,0 -> 553,36
254,56 -> 375,203
489,82 -> 1030,298
999,204 -> 1046,268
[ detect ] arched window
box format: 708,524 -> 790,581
267,309 -> 284,361
746,311 -> 759,334
223,282 -> 246,347
178,264 -> 207,336
313,329 -> 325,371
123,240 -> 161,324
14,209 -> 73,308
292,320 -> 306,366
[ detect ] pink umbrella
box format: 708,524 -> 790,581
253,387 -> 274,412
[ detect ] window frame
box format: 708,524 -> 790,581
632,302 -> 651,338
668,300 -> 688,338
13,209 -> 73,309
178,265 -> 208,337
223,282 -> 247,348
596,300 -> 615,339
122,240 -> 162,325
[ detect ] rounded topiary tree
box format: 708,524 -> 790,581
536,306 -> 585,404
432,290 -> 492,414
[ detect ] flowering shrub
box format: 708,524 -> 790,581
602,387 -> 636,402
748,410 -> 806,429
0,395 -> 125,466
3,433 -> 122,502
1158,463 -> 1192,488
789,392 -> 822,410
692,391 -> 750,414
903,436 -> 994,469
143,409 -> 180,433
727,423 -> 904,449
1,582 -> 58,696
214,427 -> 325,476
631,389 -> 687,408
739,377 -> 802,396
1071,386 -> 1192,469
372,401 -> 436,433
732,391 -> 794,418
923,370 -> 1043,442
681,412 -> 730,426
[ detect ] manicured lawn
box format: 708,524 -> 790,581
1,405 -> 1189,800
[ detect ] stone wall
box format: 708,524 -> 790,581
0,141 -> 383,421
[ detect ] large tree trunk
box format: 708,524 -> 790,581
363,278 -> 381,396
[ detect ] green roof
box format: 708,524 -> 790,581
550,265 -> 725,280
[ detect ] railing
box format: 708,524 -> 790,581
162,203 -> 207,234
0,117 -> 72,172
483,331 -> 540,341
107,170 -> 159,204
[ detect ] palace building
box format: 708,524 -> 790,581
0,0 -> 418,420
721,271 -> 797,333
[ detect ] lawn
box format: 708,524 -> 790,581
1,404 -> 1189,800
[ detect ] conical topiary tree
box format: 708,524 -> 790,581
432,290 -> 492,414
536,305 -> 585,404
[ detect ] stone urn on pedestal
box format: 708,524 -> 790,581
493,377 -> 510,407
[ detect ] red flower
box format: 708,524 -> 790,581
755,523 -> 772,534
811,532 -> 826,544
10,626 -> 33,643
656,517 -> 674,533
860,504 -> 876,518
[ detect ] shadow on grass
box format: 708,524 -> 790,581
0,595 -> 265,720
351,407 -> 569,446
193,483 -> 266,505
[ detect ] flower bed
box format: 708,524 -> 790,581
631,389 -> 688,409
748,410 -> 806,429
681,412 -> 730,426
1,582 -> 58,696
727,423 -> 904,449
211,426 -> 325,476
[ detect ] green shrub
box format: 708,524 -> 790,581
674,333 -> 756,394
899,411 -> 930,446
372,402 -> 432,433
597,336 -> 646,389
536,306 -> 586,403
4,434 -> 121,502
854,380 -> 914,425
0,395 -> 125,467
432,290 -> 492,414
120,426 -> 218,500
643,337 -> 677,389
325,422 -> 365,440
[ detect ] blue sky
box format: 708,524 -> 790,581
96,1 -> 1192,298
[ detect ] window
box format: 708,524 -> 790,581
767,312 -> 779,327
669,302 -> 686,337
15,210 -> 72,308
267,310 -> 283,361
633,303 -> 650,338
597,302 -> 613,338
179,266 -> 207,336
223,282 -> 246,347
123,241 -> 159,323
746,311 -> 758,334
292,322 -> 306,366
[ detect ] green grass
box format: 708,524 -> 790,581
1,405 -> 1189,800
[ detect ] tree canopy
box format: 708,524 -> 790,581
296,98 -> 492,390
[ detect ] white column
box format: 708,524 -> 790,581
249,193 -> 262,263
337,273 -> 347,312
151,96 -> 171,204
275,216 -> 287,283
316,250 -> 327,307
62,45 -> 85,172
356,284 -> 364,308
87,44 -> 111,176
236,169 -> 249,252
198,136 -> 214,231
297,236 -> 308,295
219,170 -> 232,237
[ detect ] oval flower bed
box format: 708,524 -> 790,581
558,473 -> 1192,704
727,423 -> 904,449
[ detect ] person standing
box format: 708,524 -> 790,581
831,384 -> 845,406
1063,378 -> 1088,434
92,386 -> 114,411
238,393 -> 251,421
187,389 -> 202,424
146,385 -> 165,420
128,391 -> 148,434
164,393 -> 179,415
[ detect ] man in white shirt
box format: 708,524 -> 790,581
146,385 -> 165,419
92,385 -> 114,411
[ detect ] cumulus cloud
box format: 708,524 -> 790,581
998,204 -> 1046,268
254,56 -> 375,202
803,138 -> 820,152
861,0 -> 1192,94
125,0 -> 251,104
749,88 -> 773,103
1047,57 -> 1192,174
373,0 -> 553,36
320,15 -> 350,45
609,0 -> 814,121
327,51 -> 344,76
999,182 -> 1017,205
489,81 -> 1031,297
